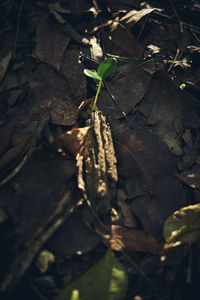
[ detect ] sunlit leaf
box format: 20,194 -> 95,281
84,69 -> 102,81
97,58 -> 117,80
55,249 -> 128,300
163,203 -> 200,247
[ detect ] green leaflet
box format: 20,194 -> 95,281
97,58 -> 117,80
84,69 -> 102,81
55,249 -> 128,300
163,203 -> 200,247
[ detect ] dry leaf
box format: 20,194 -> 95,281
0,51 -> 12,82
50,97 -> 78,126
0,136 -> 31,170
120,8 -> 162,29
110,120 -> 186,237
177,165 -> 200,189
35,14 -> 70,69
98,61 -> 152,118
0,119 -> 16,155
59,126 -> 91,156
108,25 -> 143,59
110,225 -> 168,255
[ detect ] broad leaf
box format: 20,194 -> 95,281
163,203 -> 200,246
84,69 -> 102,81
97,58 -> 117,80
55,249 -> 128,300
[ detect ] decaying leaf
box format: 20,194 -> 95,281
108,25 -> 143,59
35,14 -> 70,69
120,8 -> 162,29
0,119 -> 16,155
61,46 -> 87,100
110,120 -> 186,237
47,212 -> 100,256
0,208 -> 7,224
0,136 -> 31,170
55,249 -> 128,300
0,146 -> 77,291
0,50 -> 12,82
24,64 -> 78,127
110,225 -> 168,255
49,97 -> 78,126
163,203 -> 200,246
60,126 -> 91,156
98,60 -> 152,118
176,165 -> 200,189
138,70 -> 183,155
181,92 -> 200,128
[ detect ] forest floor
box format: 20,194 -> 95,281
0,0 -> 200,299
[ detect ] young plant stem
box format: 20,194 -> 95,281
92,79 -> 102,112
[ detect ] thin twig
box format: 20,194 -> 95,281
167,48 -> 181,72
189,28 -> 200,44
168,0 -> 184,33
104,80 -> 130,122
186,244 -> 192,284
13,0 -> 25,61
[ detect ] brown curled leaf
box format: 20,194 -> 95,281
59,126 -> 91,156
110,225 -> 169,255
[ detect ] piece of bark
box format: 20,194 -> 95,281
78,111 -> 118,217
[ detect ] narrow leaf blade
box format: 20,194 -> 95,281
97,58 -> 117,80
84,69 -> 102,81
55,249 -> 128,300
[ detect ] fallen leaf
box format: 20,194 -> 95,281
55,249 -> 128,300
138,70 -> 183,155
110,120 -> 186,237
61,46 -> 87,100
0,119 -> 16,155
0,51 -> 12,82
11,148 -> 76,247
0,208 -> 7,224
108,25 -> 143,59
181,92 -> 200,128
163,203 -> 200,246
176,165 -> 200,189
35,14 -> 70,69
59,126 -> 91,156
0,66 -> 30,93
0,136 -> 31,171
110,225 -> 168,255
50,97 -> 78,126
21,64 -> 78,127
47,212 -> 100,256
98,61 -> 152,118
120,8 -> 162,30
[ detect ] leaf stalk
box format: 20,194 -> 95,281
92,79 -> 102,112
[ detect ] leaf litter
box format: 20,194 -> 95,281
0,1 -> 200,300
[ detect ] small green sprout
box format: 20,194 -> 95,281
84,58 -> 117,112
180,83 -> 186,90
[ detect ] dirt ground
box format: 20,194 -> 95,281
0,0 -> 200,299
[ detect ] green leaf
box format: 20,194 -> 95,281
163,203 -> 200,247
97,58 -> 117,80
84,69 -> 102,81
54,249 -> 128,300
